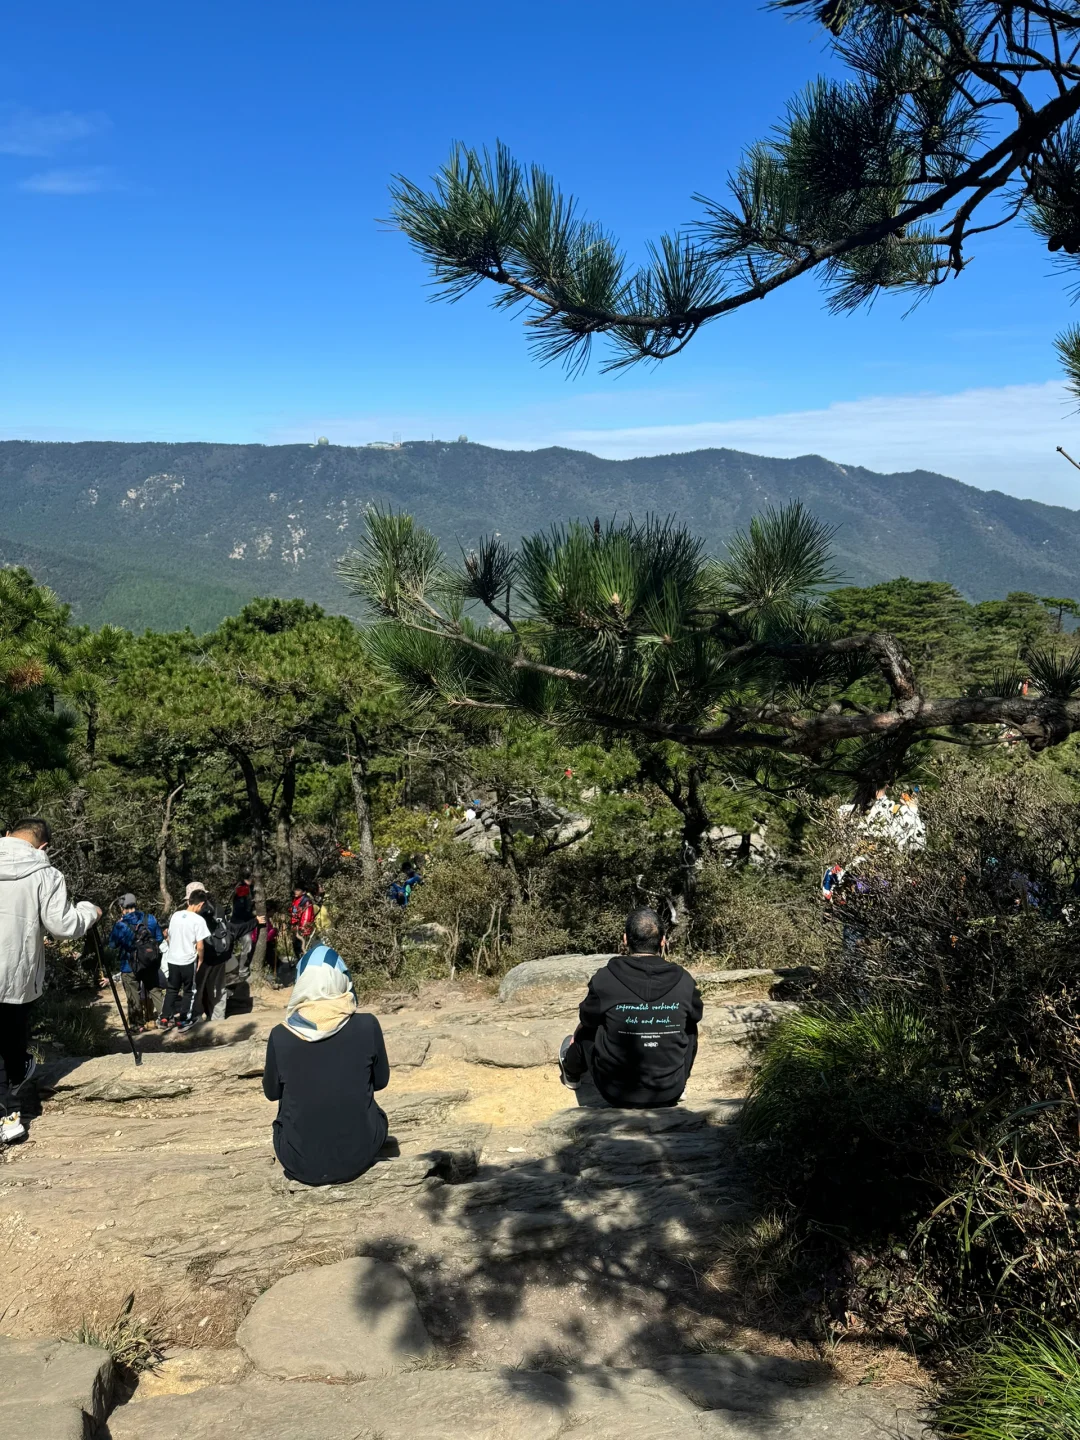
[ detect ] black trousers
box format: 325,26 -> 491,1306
562,1030 -> 699,1107
195,960 -> 226,1020
0,1001 -> 32,1087
162,962 -> 197,1022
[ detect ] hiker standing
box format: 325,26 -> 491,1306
193,894 -> 233,1022
108,893 -> 165,1030
158,888 -> 210,1032
0,817 -> 100,1095
288,884 -> 315,961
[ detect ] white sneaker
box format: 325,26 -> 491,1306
1,1111 -> 26,1144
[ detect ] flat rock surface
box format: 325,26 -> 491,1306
105,1367 -> 930,1440
7,1401 -> 92,1440
129,1347 -> 252,1400
236,1257 -> 432,1379
0,1335 -> 113,1424
3,980 -> 931,1437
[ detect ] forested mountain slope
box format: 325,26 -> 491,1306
2,438 -> 1079,629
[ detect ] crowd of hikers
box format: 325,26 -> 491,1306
0,813 -> 706,1179
106,877 -> 330,1034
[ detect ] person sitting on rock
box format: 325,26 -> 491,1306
262,943 -> 390,1186
558,908 -> 703,1107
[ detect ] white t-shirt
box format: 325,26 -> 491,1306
165,908 -> 211,967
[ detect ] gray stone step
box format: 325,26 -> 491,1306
236,1258 -> 432,1379
0,1335 -> 113,1439
106,1362 -> 932,1439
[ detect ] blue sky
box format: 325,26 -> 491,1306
2,0 -> 1078,503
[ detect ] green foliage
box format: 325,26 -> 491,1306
825,580 -> 1067,697
0,567 -> 78,813
935,1324 -> 1080,1440
346,503 -> 885,793
741,1003 -> 941,1233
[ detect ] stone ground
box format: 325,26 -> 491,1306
0,965 -> 934,1437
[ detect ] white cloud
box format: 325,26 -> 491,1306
18,165 -> 113,195
0,106 -> 108,157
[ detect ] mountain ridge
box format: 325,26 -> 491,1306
1,437 -> 1077,629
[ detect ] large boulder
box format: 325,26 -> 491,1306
0,1336 -> 113,1439
498,956 -> 781,1004
236,1257 -> 432,1379
498,954 -> 613,1002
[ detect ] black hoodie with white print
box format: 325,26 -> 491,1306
576,953 -> 703,1107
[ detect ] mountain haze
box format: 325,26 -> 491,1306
2,438 -> 1079,630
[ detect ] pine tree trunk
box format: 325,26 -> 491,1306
229,743 -> 269,981
346,728 -> 378,884
275,752 -> 296,893
157,783 -> 184,914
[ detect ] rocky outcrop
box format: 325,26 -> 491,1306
454,797 -> 590,857
3,983 -> 935,1440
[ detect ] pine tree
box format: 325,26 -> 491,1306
342,504 -> 1080,801
389,3 -> 1080,388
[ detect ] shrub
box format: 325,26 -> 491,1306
687,862 -> 832,969
738,760 -> 1080,1342
740,1003 -> 943,1234
934,1324 -> 1080,1439
33,991 -> 110,1057
319,873 -> 407,987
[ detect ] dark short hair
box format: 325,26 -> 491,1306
625,907 -> 663,953
9,816 -> 51,846
187,888 -> 207,906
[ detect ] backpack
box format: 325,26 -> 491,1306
205,914 -> 233,962
131,920 -> 162,982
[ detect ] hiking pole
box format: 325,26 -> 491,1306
87,924 -> 142,1066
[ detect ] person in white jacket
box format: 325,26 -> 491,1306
0,816 -> 100,1095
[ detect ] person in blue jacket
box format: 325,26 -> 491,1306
109,893 -> 165,1029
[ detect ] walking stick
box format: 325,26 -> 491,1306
87,924 -> 142,1066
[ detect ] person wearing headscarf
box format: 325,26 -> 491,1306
261,944 -> 390,1186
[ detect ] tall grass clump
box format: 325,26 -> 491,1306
72,1293 -> 163,1378
934,1324 -> 1080,1439
741,1003 -> 942,1234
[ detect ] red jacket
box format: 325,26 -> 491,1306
289,894 -> 315,935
